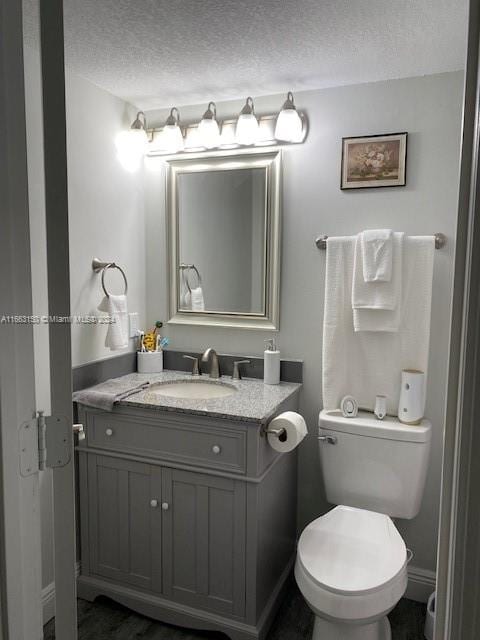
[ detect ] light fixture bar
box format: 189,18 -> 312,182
148,113 -> 307,156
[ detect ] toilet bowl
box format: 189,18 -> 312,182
295,505 -> 408,640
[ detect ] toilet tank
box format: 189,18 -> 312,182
318,409 -> 432,519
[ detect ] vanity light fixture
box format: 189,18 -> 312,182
197,102 -> 221,149
274,92 -> 303,142
235,97 -> 260,145
115,111 -> 149,172
162,107 -> 185,153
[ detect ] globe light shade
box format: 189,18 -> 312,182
236,97 -> 260,146
275,106 -> 303,142
236,113 -> 260,145
198,101 -> 221,149
198,117 -> 221,149
274,92 -> 303,142
163,123 -> 185,153
115,127 -> 148,172
162,107 -> 185,153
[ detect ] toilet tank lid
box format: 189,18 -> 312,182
319,409 -> 431,443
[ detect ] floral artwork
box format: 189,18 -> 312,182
341,133 -> 407,189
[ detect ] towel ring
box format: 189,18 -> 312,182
179,263 -> 202,293
92,258 -> 128,297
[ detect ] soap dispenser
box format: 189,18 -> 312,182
264,338 -> 280,385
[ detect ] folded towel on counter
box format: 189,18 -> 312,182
360,229 -> 393,281
322,235 -> 435,415
352,232 -> 404,314
190,287 -> 205,311
73,378 -> 150,412
98,294 -> 129,350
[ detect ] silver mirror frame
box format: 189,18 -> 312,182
166,148 -> 282,330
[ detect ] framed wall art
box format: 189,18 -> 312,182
341,132 -> 407,189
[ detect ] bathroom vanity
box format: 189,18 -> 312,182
75,372 -> 301,640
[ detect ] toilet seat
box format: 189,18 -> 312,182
295,505 -> 408,623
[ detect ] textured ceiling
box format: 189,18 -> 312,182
23,0 -> 468,110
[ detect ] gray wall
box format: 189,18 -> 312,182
144,72 -> 464,575
67,73 -> 146,366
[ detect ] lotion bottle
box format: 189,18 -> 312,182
264,338 -> 280,385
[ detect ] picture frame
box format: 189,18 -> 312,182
341,132 -> 408,189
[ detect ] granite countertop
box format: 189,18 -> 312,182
98,371 -> 301,424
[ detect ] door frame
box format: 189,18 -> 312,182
0,1 -> 43,637
39,0 -> 78,637
435,1 -> 480,638
1,0 -> 480,638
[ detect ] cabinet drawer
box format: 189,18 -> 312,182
86,413 -> 246,473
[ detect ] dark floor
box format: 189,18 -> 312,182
44,583 -> 426,640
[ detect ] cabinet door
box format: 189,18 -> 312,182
162,468 -> 246,617
87,455 -> 162,591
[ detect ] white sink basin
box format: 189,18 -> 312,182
148,379 -> 238,400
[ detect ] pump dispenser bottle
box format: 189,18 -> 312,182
264,338 -> 280,385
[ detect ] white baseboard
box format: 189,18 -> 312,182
42,563 -> 81,625
406,565 -> 436,603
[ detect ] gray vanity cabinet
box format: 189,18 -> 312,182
77,396 -> 299,640
86,455 -> 162,593
162,468 -> 246,616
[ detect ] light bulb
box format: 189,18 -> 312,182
235,97 -> 259,145
275,92 -> 303,142
162,107 -> 184,153
198,102 -> 221,149
115,121 -> 148,172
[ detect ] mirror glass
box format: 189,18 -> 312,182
178,168 -> 266,314
167,150 -> 281,330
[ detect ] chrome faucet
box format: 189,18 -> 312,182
201,348 -> 220,379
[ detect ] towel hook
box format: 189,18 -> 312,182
92,258 -> 128,297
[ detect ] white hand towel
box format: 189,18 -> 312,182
323,235 -> 435,416
190,287 -> 205,311
361,229 -> 393,281
98,294 -> 129,350
352,232 -> 404,313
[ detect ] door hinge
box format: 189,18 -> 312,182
19,411 -> 72,476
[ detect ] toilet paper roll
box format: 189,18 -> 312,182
267,411 -> 308,453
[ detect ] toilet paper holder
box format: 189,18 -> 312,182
318,434 -> 337,445
262,426 -> 286,438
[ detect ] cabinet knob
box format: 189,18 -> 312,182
161,502 -> 169,511
212,444 -> 221,455
105,428 -> 113,436
150,499 -> 158,508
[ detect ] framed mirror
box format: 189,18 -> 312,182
166,149 -> 281,329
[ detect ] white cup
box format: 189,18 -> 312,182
398,370 -> 425,425
137,351 -> 163,374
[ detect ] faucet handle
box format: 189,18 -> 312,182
232,360 -> 250,380
183,355 -> 200,376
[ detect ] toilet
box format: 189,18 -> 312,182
295,409 -> 432,640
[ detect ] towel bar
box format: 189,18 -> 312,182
315,233 -> 446,250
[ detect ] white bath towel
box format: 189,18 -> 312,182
361,229 -> 393,281
353,231 -> 404,332
98,294 -> 129,350
323,235 -> 435,415
352,232 -> 404,313
190,287 -> 205,311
